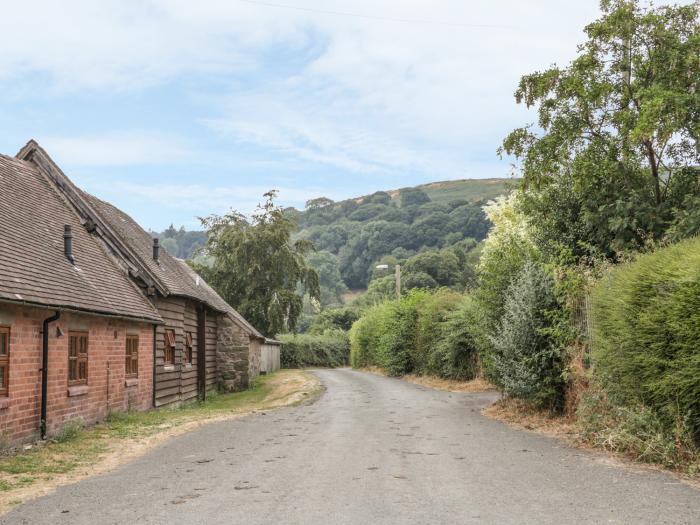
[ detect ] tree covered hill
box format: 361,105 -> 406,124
152,178 -> 513,304
289,178 -> 514,293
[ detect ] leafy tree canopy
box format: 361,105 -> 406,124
501,0 -> 700,256
197,191 -> 320,336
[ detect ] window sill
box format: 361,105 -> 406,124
0,397 -> 9,410
125,378 -> 139,388
67,385 -> 89,397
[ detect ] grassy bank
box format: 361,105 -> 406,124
0,370 -> 321,514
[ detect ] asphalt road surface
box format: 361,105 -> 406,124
3,369 -> 700,524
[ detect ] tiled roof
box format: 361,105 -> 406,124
0,155 -> 162,323
81,193 -> 264,339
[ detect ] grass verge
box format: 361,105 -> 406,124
0,369 -> 321,514
360,367 -> 496,393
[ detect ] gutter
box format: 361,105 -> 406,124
0,297 -> 162,326
40,311 -> 60,439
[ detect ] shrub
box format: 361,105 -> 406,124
308,306 -> 362,333
278,330 -> 350,368
577,388 -> 699,471
350,289 -> 481,380
489,261 -> 567,409
590,236 -> 700,442
427,295 -> 481,380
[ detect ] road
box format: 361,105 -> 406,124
3,369 -> 700,524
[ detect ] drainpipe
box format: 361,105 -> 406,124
152,324 -> 157,408
40,311 -> 61,439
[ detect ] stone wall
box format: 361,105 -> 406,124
216,314 -> 250,392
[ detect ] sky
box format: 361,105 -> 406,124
0,0 -> 606,231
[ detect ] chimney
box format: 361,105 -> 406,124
153,238 -> 160,263
63,225 -> 75,264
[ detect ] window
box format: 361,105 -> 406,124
68,332 -> 88,385
125,335 -> 138,378
184,332 -> 193,364
164,329 -> 176,365
0,327 -> 9,397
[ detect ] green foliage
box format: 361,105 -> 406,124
403,250 -> 461,287
475,194 -> 539,344
488,261 -> 567,409
577,389 -> 699,471
427,295 -> 482,380
308,306 -> 362,333
350,290 -> 480,381
501,0 -> 700,257
197,191 -> 320,336
399,187 -> 431,207
294,180 -> 504,289
305,250 -> 347,307
151,225 -> 207,259
402,271 -> 438,291
590,237 -> 700,441
278,331 -> 350,368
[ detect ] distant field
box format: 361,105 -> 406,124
385,178 -> 515,205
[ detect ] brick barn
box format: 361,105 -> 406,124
0,141 -> 266,444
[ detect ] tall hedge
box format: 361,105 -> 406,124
278,330 -> 350,368
349,289 -> 481,380
591,237 -> 700,441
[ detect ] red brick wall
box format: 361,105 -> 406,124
0,304 -> 154,446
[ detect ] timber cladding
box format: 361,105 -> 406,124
153,296 -> 220,407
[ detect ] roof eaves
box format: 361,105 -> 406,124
0,296 -> 163,325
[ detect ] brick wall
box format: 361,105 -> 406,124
0,304 -> 154,446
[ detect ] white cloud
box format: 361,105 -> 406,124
1,1 -> 631,179
39,133 -> 189,166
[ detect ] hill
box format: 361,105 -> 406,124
388,178 -> 514,205
291,178 -> 514,298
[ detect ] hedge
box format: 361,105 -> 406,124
349,289 -> 481,379
277,330 -> 350,368
591,237 -> 700,442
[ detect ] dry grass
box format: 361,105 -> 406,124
360,367 -> 496,393
483,397 -> 577,439
0,370 -> 320,515
403,375 -> 496,393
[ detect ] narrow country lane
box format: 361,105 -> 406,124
3,369 -> 699,525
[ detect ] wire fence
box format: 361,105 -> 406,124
571,294 -> 593,366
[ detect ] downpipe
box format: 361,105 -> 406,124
41,311 -> 61,439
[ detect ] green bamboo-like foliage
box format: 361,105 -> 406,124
591,237 -> 700,441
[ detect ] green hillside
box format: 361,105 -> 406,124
411,178 -> 514,204
291,178 -> 513,298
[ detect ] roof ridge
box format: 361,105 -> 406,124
15,148 -> 163,323
16,141 -> 170,296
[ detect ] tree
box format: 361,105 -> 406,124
489,261 -> 566,409
198,191 -> 320,336
501,0 -> 700,256
306,250 -> 348,307
305,197 -> 334,211
399,187 -> 431,207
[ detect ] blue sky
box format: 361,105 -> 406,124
0,0 -> 606,231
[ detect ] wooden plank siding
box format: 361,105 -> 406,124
153,296 -> 220,407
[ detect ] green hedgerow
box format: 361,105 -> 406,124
590,236 -> 700,442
